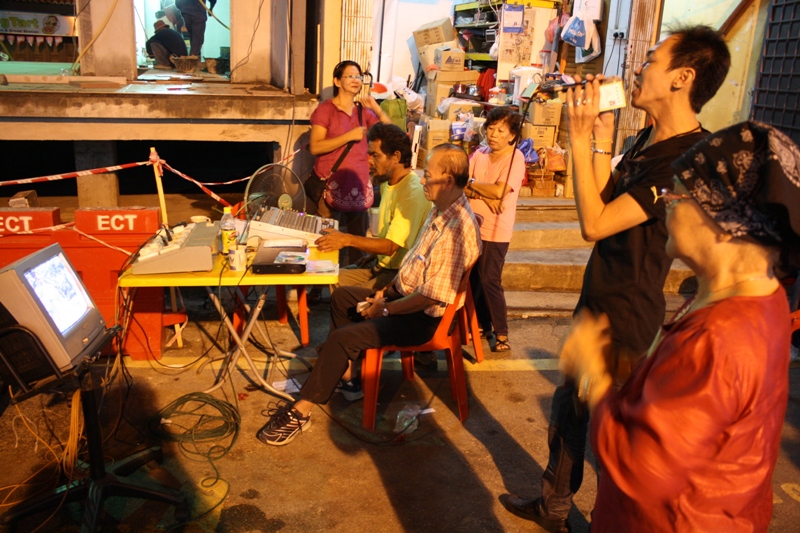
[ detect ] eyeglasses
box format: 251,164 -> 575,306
653,187 -> 693,208
340,75 -> 363,81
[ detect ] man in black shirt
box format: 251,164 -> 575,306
500,26 -> 731,533
146,20 -> 187,70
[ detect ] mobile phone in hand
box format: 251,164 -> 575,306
356,301 -> 370,313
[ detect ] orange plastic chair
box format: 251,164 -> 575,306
361,266 -> 474,430
459,283 -> 484,363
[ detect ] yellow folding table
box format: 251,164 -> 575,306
118,249 -> 338,400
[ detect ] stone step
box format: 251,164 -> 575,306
515,197 -> 578,222
505,290 -> 690,316
509,221 -> 590,250
502,248 -> 695,293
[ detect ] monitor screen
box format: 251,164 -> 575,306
22,252 -> 94,335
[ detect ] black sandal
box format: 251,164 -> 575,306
494,336 -> 511,352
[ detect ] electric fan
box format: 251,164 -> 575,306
243,163 -> 306,220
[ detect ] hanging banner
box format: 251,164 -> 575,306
0,11 -> 76,37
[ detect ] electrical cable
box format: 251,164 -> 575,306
147,392 -> 240,485
229,0 -> 266,78
603,36 -> 618,74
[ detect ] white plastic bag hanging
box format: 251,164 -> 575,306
576,25 -> 602,63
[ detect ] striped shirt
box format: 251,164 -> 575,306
396,194 -> 482,317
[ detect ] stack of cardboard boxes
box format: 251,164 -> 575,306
524,99 -> 564,196
414,18 -> 485,164
412,17 -> 565,194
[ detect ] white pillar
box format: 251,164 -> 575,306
230,0 -> 272,84
76,0 -> 137,79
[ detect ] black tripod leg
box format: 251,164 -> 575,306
84,477 -> 189,531
108,446 -> 164,477
1,481 -> 88,525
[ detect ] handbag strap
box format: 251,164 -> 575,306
328,103 -> 364,177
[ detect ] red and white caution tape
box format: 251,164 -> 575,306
159,161 -> 232,207
0,161 -> 154,188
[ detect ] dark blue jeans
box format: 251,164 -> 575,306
540,377 -> 590,519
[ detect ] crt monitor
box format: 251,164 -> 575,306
0,243 -> 107,371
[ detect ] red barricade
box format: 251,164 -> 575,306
0,207 -> 182,360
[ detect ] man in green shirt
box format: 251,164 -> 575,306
316,123 -> 431,291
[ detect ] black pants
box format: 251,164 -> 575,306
469,241 -> 510,337
331,209 -> 369,266
182,12 -> 206,56
303,173 -> 368,267
300,286 -> 440,404
540,377 -> 590,519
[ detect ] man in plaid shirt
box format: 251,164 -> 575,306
258,144 -> 482,446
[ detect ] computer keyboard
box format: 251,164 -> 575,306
131,221 -> 220,275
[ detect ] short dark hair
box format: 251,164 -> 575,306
332,60 -> 362,97
367,123 -> 412,166
666,25 -> 731,113
429,144 -> 469,188
485,106 -> 523,141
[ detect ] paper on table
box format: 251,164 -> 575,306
306,260 -> 338,274
264,239 -> 306,248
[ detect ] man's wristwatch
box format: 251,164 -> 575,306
382,302 -> 389,317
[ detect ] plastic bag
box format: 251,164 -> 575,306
518,138 -> 540,164
394,404 -> 421,434
380,98 -> 408,130
560,15 -> 588,48
537,144 -> 567,172
576,24 -> 602,64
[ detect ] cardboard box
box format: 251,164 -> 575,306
528,100 -> 562,127
418,39 -> 460,71
416,148 -> 428,169
413,18 -> 455,50
425,70 -> 481,116
523,124 -> 558,148
434,46 -> 465,72
426,70 -> 481,84
445,102 -> 482,121
424,118 -> 451,150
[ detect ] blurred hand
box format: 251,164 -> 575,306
347,126 -> 367,143
359,95 -> 382,114
363,290 -> 387,319
566,74 -> 616,143
315,228 -> 348,252
558,309 -> 611,382
483,197 -> 504,214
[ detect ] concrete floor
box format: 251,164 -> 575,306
0,194 -> 798,532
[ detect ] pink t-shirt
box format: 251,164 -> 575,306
467,146 -> 525,243
310,100 -> 379,212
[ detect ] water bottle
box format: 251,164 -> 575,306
220,206 -> 237,254
393,404 -> 421,434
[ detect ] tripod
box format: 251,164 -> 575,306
1,332 -> 188,531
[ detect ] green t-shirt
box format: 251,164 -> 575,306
378,171 -> 431,269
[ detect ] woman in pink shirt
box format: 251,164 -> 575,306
465,107 -> 525,351
306,60 -> 391,266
